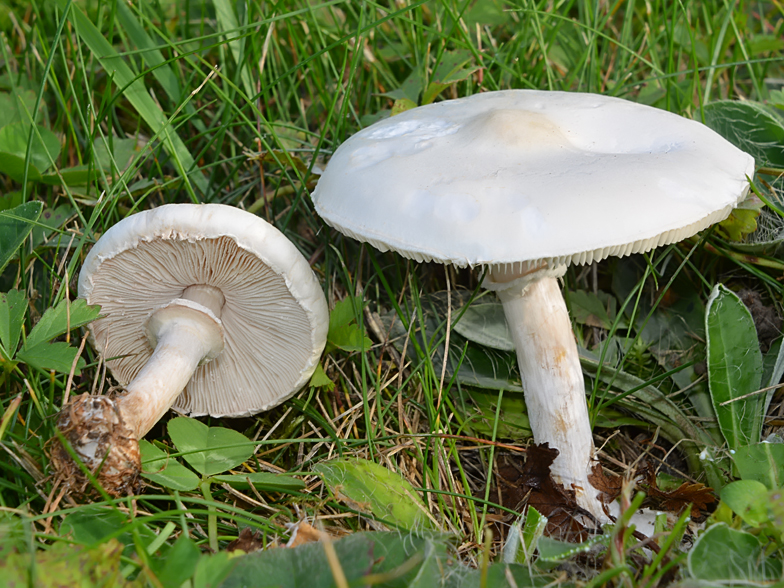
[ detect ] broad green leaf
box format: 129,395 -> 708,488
193,552 -> 234,588
314,458 -> 435,530
0,540 -> 140,588
0,122 -> 61,180
221,533 -> 427,588
718,207 -> 761,241
0,201 -> 43,274
139,440 -> 200,491
381,70 -> 423,103
537,534 -> 610,562
391,98 -> 417,116
168,417 -> 254,476
383,304 -> 522,392
327,296 -> 372,352
24,298 -> 101,349
688,523 -> 782,581
221,533 -> 545,588
0,191 -> 23,211
328,296 -> 361,330
422,50 -> 479,105
61,506 -> 156,556
464,0 -> 508,26
0,289 -> 26,360
56,0 -> 209,196
29,205 -> 76,249
720,480 -> 769,526
455,388 -> 531,441
40,166 -> 97,186
150,536 -> 201,587
703,100 -> 784,167
734,443 -> 784,488
93,136 -> 143,174
17,341 -> 86,374
308,363 -> 334,390
327,323 -> 372,352
706,284 -> 764,449
212,472 -> 305,493
452,296 -> 515,352
569,290 -> 618,330
0,89 -> 39,128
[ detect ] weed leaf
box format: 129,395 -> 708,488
0,289 -> 26,360
168,417 -> 254,476
314,458 -> 435,531
720,480 -> 770,526
17,341 -> 85,374
734,443 -> 784,488
706,284 -> 764,449
139,440 -> 200,491
452,296 -> 515,351
0,201 -> 43,274
703,100 -> 784,167
61,506 -> 156,556
327,297 -> 371,352
0,122 -> 61,181
149,535 -> 201,587
213,472 -> 305,493
24,298 -> 101,349
688,523 -> 782,582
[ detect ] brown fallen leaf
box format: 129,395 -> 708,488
588,463 -> 623,504
495,444 -> 602,542
226,527 -> 265,553
638,463 -> 716,519
285,521 -> 331,548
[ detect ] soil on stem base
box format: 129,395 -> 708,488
50,394 -> 141,498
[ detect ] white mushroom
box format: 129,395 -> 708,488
53,203 -> 329,496
311,90 -> 754,522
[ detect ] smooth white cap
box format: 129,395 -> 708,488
78,204 -> 329,417
312,90 -> 754,272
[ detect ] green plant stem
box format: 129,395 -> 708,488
200,479 -> 218,552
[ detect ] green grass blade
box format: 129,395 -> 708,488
213,0 -> 255,100
57,1 -> 209,198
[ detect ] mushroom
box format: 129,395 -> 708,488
52,203 -> 329,496
311,90 -> 754,522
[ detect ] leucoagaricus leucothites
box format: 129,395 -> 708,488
311,90 -> 754,523
52,204 -> 329,496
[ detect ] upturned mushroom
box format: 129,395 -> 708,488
52,204 -> 329,496
311,90 -> 754,522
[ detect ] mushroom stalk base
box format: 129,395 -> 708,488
496,276 -> 607,523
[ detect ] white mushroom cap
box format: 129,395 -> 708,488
312,90 -> 754,270
78,203 -> 329,418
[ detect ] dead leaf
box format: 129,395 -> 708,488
285,521 -> 331,548
588,463 -> 623,504
495,444 -> 600,542
226,527 -> 264,553
638,464 -> 716,519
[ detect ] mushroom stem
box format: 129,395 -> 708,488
495,275 -> 607,522
118,285 -> 226,439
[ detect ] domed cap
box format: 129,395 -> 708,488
312,90 -> 754,271
78,203 -> 329,417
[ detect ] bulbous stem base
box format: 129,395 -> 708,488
50,394 -> 140,498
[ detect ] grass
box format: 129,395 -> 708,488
0,0 -> 783,585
